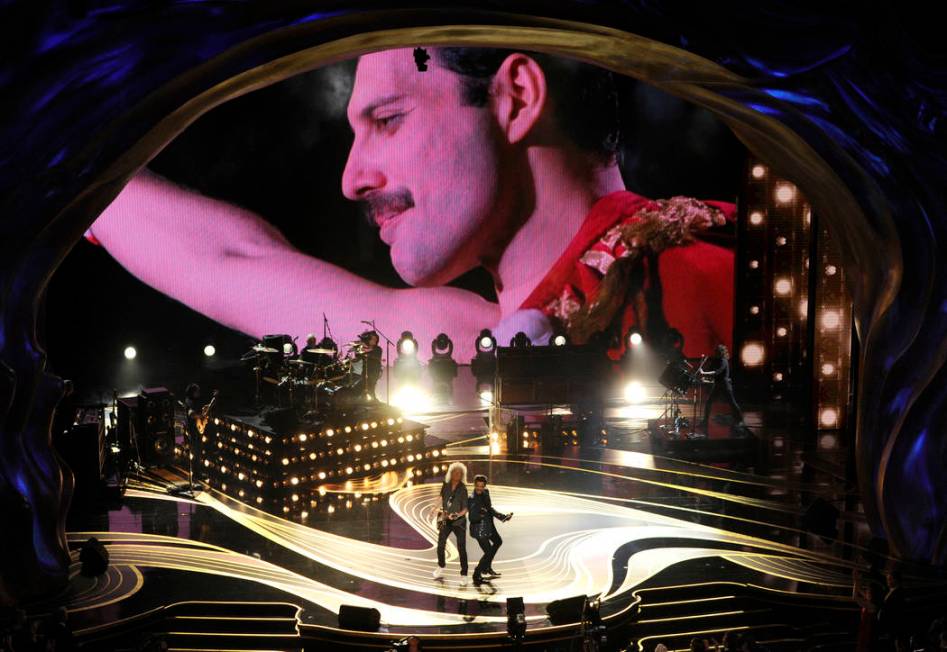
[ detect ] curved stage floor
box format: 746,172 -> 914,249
56,449 -> 861,650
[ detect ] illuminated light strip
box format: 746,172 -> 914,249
435,461 -> 853,565
639,595 -> 737,608
637,609 -> 746,624
96,539 -> 522,626
192,483 -> 846,606
722,554 -> 851,586
452,456 -> 802,515
83,480 -> 853,627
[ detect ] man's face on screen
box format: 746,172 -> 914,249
342,49 -> 505,287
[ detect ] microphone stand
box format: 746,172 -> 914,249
363,320 -> 394,405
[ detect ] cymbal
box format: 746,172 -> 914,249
287,359 -> 314,366
305,348 -> 336,355
251,344 -> 279,353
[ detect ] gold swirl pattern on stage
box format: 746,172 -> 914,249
64,474 -> 853,628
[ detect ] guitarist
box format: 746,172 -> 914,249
184,384 -> 216,487
433,462 -> 469,585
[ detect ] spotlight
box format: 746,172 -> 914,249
471,329 -> 497,391
821,362 -> 836,376
203,344 -> 216,357
751,164 -> 766,179
552,334 -> 568,347
749,210 -> 764,225
429,333 -> 457,399
774,278 -> 792,295
775,183 -> 796,203
394,330 -> 421,382
398,332 -> 418,356
391,385 -> 432,415
628,331 -> 643,348
819,407 -> 839,428
477,329 -> 496,353
123,346 -> 137,360
623,380 -> 646,404
510,331 -> 531,348
741,343 -> 765,366
821,309 -> 841,329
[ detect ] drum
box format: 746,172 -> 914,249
659,360 -> 696,395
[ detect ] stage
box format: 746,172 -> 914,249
55,399 -> 863,650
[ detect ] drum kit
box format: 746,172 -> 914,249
657,355 -> 712,435
240,338 -> 377,416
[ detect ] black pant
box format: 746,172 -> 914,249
704,383 -> 744,426
436,524 -> 468,575
474,530 -> 503,576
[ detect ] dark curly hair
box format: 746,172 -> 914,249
433,48 -> 621,166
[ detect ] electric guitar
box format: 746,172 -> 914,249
194,390 -> 220,435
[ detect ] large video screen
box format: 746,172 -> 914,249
50,46 -> 744,393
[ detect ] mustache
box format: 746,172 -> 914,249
360,189 -> 415,226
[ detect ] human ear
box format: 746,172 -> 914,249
491,53 -> 547,145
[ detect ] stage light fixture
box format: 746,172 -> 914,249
749,210 -> 764,225
477,329 -> 496,353
123,346 -> 137,360
628,331 -> 643,347
821,309 -> 841,329
623,380 -> 646,404
775,183 -> 796,203
79,537 -> 109,577
471,329 -> 497,390
821,362 -> 836,376
203,344 -> 216,357
750,305 -> 760,315
749,259 -> 759,269
741,343 -> 765,366
774,278 -> 792,295
751,164 -> 766,179
428,333 -> 457,399
776,327 -> 788,337
825,264 -> 837,276
510,331 -> 532,348
819,407 -> 839,428
506,596 -> 527,642
397,331 -> 418,356
552,334 -> 568,346
394,330 -> 422,383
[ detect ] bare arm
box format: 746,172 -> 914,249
90,171 -> 499,359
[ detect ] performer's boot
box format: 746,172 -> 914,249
484,568 -> 501,578
472,571 -> 483,586
432,566 -> 443,579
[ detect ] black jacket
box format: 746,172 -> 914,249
707,356 -> 732,389
468,488 -> 507,538
440,481 -> 468,527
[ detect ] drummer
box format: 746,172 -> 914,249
299,335 -> 338,370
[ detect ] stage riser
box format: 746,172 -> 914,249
198,413 -> 445,516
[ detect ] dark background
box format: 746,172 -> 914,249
45,55 -> 746,402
